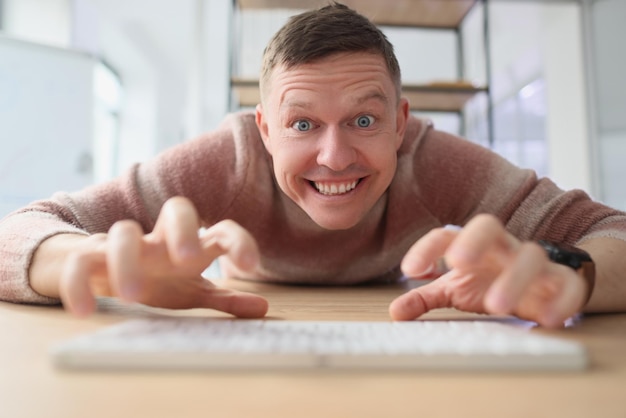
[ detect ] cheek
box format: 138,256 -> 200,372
271,147 -> 307,182
367,139 -> 398,168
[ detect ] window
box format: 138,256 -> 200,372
93,61 -> 122,183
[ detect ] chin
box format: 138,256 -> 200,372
308,213 -> 362,231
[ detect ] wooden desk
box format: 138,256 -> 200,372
1,279 -> 626,418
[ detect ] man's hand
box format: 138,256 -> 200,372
31,197 -> 268,318
389,214 -> 587,328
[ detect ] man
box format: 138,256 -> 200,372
1,3 -> 625,327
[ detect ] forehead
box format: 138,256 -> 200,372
264,52 -> 397,107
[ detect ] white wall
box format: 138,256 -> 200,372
78,0 -> 231,172
590,0 -> 626,209
0,37 -> 94,216
194,0 -> 232,134
3,0 -> 72,47
542,4 -> 591,193
2,0 -> 230,180
74,0 -> 196,171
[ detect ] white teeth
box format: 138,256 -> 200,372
314,180 -> 358,195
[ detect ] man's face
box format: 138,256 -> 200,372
255,52 -> 409,230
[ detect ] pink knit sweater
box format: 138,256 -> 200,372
2,112 -> 625,304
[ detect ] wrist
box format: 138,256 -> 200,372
577,257 -> 596,306
29,233 -> 96,298
538,240 -> 596,306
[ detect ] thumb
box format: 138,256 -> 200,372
197,284 -> 269,319
389,281 -> 450,321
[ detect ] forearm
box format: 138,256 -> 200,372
29,233 -> 103,299
578,237 -> 626,313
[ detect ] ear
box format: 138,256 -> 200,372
255,104 -> 272,154
394,97 -> 410,150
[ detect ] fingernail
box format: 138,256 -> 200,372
415,263 -> 435,277
402,261 -> 435,278
444,224 -> 462,231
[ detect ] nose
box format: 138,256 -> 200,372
316,126 -> 357,171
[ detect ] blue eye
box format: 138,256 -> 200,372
356,115 -> 374,128
292,120 -> 312,131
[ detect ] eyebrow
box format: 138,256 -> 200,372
280,90 -> 389,112
355,91 -> 389,106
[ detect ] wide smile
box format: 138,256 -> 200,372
310,179 -> 362,196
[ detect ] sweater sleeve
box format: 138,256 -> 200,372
0,165 -> 158,304
0,112 -> 255,304
412,124 -> 626,246
0,210 -> 86,304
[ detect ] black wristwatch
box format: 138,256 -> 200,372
538,240 -> 596,304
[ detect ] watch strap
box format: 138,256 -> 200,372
539,240 -> 596,305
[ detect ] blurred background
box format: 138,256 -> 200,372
0,0 -> 625,218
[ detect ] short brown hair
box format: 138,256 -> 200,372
260,2 -> 402,103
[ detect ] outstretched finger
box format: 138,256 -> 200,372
529,265 -> 586,328
136,272 -> 269,318
107,220 -> 144,302
483,242 -> 546,314
389,280 -> 450,320
198,285 -> 269,318
401,225 -> 460,278
151,196 -> 203,265
199,220 -> 260,273
59,250 -> 106,317
541,271 -> 586,328
446,214 -> 515,268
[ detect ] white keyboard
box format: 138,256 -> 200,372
50,318 -> 587,371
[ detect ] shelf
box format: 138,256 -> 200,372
236,0 -> 478,28
231,78 -> 262,109
232,0 -> 493,140
402,83 -> 487,112
231,78 -> 487,113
